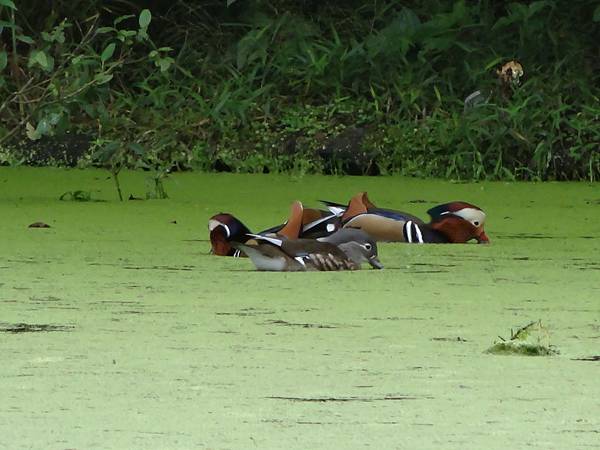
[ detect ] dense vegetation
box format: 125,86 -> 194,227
1,0 -> 599,183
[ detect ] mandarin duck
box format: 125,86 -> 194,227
322,192 -> 489,244
233,228 -> 383,271
209,200 -> 341,256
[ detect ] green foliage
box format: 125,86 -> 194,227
0,1 -> 598,180
486,342 -> 558,356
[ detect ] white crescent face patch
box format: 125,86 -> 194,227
451,208 -> 486,228
208,219 -> 230,238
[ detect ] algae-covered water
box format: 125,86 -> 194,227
1,167 -> 599,449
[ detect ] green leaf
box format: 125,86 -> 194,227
158,57 -> 173,72
594,5 -> 600,22
117,29 -> 137,42
175,64 -> 193,79
397,7 -> 421,34
94,141 -> 121,163
16,34 -> 34,44
26,122 -> 39,140
29,50 -> 53,71
35,118 -> 51,136
492,16 -> 513,30
34,51 -> 47,67
46,54 -> 55,71
433,85 -> 442,103
226,0 -> 238,6
114,14 -> 135,26
528,1 -> 550,16
97,26 -> 115,34
0,0 -> 17,10
0,20 -> 15,29
54,30 -> 65,44
454,41 -> 474,53
139,9 -> 151,29
94,73 -> 113,85
484,56 -> 505,71
128,143 -> 145,156
25,118 -> 52,141
137,29 -> 148,41
100,43 -> 116,62
0,51 -> 7,71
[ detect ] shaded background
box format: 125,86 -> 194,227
1,0 -> 599,180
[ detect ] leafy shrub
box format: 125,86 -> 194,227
1,1 -> 598,181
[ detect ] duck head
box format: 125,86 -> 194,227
208,213 -> 252,256
427,202 -> 489,243
322,228 -> 384,269
337,240 -> 383,269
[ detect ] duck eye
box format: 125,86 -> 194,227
473,221 -> 480,226
363,243 -> 372,251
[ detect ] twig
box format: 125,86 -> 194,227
510,320 -> 538,341
10,8 -> 24,119
0,78 -> 35,114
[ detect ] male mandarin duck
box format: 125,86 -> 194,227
233,228 -> 383,271
259,202 -> 341,239
208,213 -> 252,256
208,192 -> 489,257
208,200 -> 341,256
322,192 -> 489,244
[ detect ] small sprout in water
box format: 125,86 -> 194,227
486,320 -> 559,356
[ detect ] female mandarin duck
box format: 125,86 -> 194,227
233,228 -> 383,271
323,192 -> 489,244
208,200 -> 341,256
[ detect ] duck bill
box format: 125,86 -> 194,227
368,256 -> 384,269
476,230 -> 490,244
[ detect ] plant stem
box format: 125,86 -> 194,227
112,169 -> 123,201
155,176 -> 168,199
10,9 -> 24,119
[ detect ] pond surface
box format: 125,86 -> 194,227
1,167 -> 599,449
